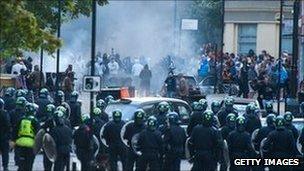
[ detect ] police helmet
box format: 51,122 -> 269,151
224,97 -> 234,108
46,104 -> 56,115
105,95 -> 114,104
93,107 -> 102,116
147,116 -> 157,131
236,116 -> 246,132
246,103 -> 257,115
56,106 -> 67,117
112,109 -> 122,122
16,89 -> 26,98
15,97 -> 27,108
96,99 -> 106,110
70,91 -> 79,102
167,112 -> 179,125
25,103 -> 36,116
134,109 -> 145,124
5,87 -> 15,97
54,110 -> 65,118
211,100 -> 221,114
275,116 -> 285,129
283,111 -> 293,125
202,110 -> 213,127
81,114 -> 90,123
266,114 -> 276,127
265,102 -> 273,113
158,101 -> 170,113
198,99 -> 208,111
0,98 -> 4,110
226,113 -> 236,127
56,90 -> 65,101
39,88 -> 49,98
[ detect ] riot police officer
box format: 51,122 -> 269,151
68,91 -> 82,127
54,90 -> 65,106
284,111 -> 299,140
102,109 -> 126,171
123,109 -> 146,171
252,113 -> 276,151
49,110 -> 73,171
156,101 -> 170,133
227,116 -> 256,171
189,110 -> 222,171
263,116 -> 296,171
105,95 -> 115,105
74,114 -> 95,171
187,101 -> 205,135
218,97 -> 238,127
221,113 -> 236,140
13,103 -> 40,171
163,112 -> 186,171
56,105 -> 71,128
3,87 -> 16,111
15,89 -> 26,98
41,104 -> 56,171
211,100 -> 221,115
36,88 -> 52,122
96,99 -> 109,122
244,103 -> 262,135
136,116 -> 163,171
0,98 -> 11,171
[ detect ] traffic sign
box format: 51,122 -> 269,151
83,76 -> 101,92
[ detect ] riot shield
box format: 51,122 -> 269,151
185,137 -> 191,159
131,133 -> 142,156
251,128 -> 259,152
33,129 -> 46,154
93,135 -> 100,157
43,133 -> 57,162
61,102 -> 71,119
120,121 -> 134,148
259,138 -> 267,158
99,122 -> 109,147
223,140 -> 230,167
297,138 -> 303,155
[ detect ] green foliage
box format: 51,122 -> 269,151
0,0 -> 108,59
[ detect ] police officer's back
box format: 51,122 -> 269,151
136,116 -> 163,171
218,97 -> 238,127
227,116 -> 256,171
189,110 -> 222,171
252,114 -> 275,151
0,98 -> 11,171
3,87 -> 16,111
96,99 -> 109,123
74,114 -> 95,171
155,101 -> 170,133
221,113 -> 236,140
49,110 -> 73,171
244,103 -> 262,135
36,88 -> 52,122
68,91 -> 82,127
187,100 -> 207,135
163,112 -> 186,171
284,111 -> 299,140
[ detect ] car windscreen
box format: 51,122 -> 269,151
105,103 -> 138,121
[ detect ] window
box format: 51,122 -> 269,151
282,20 -> 293,53
238,24 -> 257,55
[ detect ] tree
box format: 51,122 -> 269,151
0,0 -> 108,59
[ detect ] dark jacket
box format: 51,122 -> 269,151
244,114 -> 262,135
102,121 -> 125,147
227,130 -> 256,159
137,129 -> 163,155
187,111 -> 203,136
36,97 -> 52,122
123,122 -> 145,147
0,109 -> 11,140
252,125 -> 275,151
163,124 -> 186,157
50,124 -> 73,155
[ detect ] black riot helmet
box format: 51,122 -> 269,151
226,113 -> 236,128
39,88 -> 49,98
211,100 -> 221,114
224,97 -> 234,112
25,103 -> 36,116
54,110 -> 65,126
16,89 -> 26,98
275,116 -> 285,130
283,111 -> 293,125
0,98 -> 4,110
15,97 -> 27,109
5,87 -> 15,97
134,109 -> 145,125
147,116 -> 157,131
191,101 -> 201,111
112,109 -> 122,123
265,101 -> 273,113
167,112 -> 179,125
96,99 -> 106,110
70,91 -> 79,102
246,103 -> 257,115
202,110 -> 213,127
266,114 -> 276,127
46,104 -> 56,117
158,101 -> 170,113
105,95 -> 114,104
198,99 -> 208,111
56,90 -> 65,103
236,116 -> 246,132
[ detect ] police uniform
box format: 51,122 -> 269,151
0,99 -> 11,171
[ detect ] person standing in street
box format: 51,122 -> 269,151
0,98 -> 11,171
95,99 -> 109,123
139,64 -> 152,96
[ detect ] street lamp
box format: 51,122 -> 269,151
277,0 -> 283,115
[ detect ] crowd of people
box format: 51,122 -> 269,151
197,46 -> 304,108
0,86 -> 304,171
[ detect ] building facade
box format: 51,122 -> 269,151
224,0 -> 293,57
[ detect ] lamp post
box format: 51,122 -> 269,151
277,0 -> 283,115
55,0 -> 62,92
90,0 -> 97,114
